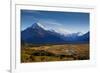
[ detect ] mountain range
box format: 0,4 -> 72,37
21,22 -> 89,44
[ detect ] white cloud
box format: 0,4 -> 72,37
38,21 -> 70,35
55,28 -> 70,35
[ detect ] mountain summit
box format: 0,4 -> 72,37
31,22 -> 45,29
21,22 -> 66,44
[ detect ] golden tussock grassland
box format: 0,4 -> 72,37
21,44 -> 89,63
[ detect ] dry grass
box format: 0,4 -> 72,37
21,44 -> 89,63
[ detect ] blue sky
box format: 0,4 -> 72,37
21,10 -> 89,34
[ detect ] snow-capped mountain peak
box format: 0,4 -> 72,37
31,22 -> 46,29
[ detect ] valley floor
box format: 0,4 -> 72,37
21,44 -> 89,63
